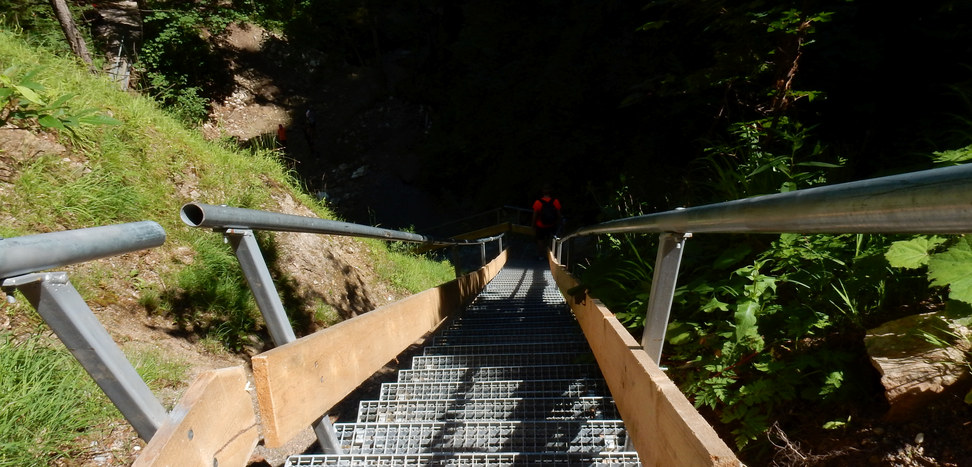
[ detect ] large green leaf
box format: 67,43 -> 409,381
885,236 -> 946,269
37,115 -> 65,130
12,84 -> 44,105
734,300 -> 760,343
927,237 -> 972,304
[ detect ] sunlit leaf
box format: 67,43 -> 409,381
13,84 -> 44,105
37,115 -> 65,130
734,300 -> 759,341
885,236 -> 946,269
701,296 -> 729,313
927,237 -> 972,304
933,147 -> 972,166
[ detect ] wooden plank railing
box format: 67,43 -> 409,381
549,253 -> 740,466
251,251 -> 508,448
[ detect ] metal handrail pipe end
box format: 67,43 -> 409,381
0,221 -> 166,279
180,201 -> 207,228
182,202 -> 455,245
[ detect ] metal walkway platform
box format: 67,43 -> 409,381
285,260 -> 642,466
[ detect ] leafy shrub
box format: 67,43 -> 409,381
577,108 -> 938,451
136,6 -> 240,125
0,67 -> 119,135
887,235 -> 972,305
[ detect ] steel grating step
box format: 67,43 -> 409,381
436,323 -> 581,337
285,452 -> 642,466
431,333 -> 585,346
409,352 -> 593,370
464,302 -> 567,310
379,379 -> 609,401
467,300 -> 564,306
469,295 -> 564,302
442,318 -> 575,330
356,397 -> 620,423
291,262 -> 639,464
459,303 -> 573,318
331,420 -> 629,454
424,342 -> 592,356
397,365 -> 602,383
470,301 -> 565,308
453,314 -> 572,324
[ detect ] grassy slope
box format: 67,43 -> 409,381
0,29 -> 453,465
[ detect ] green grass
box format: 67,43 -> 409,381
0,334 -> 194,466
0,25 -> 460,464
126,345 -> 191,409
312,301 -> 342,327
369,240 -> 456,294
0,334 -> 116,466
0,27 -> 314,239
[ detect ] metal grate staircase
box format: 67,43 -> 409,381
285,260 -> 642,466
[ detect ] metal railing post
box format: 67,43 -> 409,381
224,229 -> 297,345
641,232 -> 690,363
479,242 -> 486,267
222,228 -> 343,454
2,272 -> 168,441
451,246 -> 461,277
562,237 -> 571,270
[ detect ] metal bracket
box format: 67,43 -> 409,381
2,272 -> 167,441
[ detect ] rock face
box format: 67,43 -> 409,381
865,312 -> 971,421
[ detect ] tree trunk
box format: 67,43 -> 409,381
49,0 -> 95,70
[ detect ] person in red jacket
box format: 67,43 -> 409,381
531,184 -> 562,260
276,124 -> 287,152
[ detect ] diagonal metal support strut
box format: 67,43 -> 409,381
2,272 -> 168,441
223,229 -> 343,454
641,232 -> 690,363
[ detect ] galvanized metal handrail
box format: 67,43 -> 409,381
0,221 -> 166,279
0,222 -> 169,441
556,163 -> 972,365
181,202 -> 489,247
563,164 -> 972,239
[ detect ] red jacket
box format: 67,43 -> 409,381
532,196 -> 561,228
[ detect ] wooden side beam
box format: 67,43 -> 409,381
549,257 -> 739,467
252,251 -> 508,448
133,366 -> 258,467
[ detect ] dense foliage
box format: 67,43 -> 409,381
570,0 -> 972,459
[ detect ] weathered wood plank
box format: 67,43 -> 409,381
133,366 -> 258,467
253,251 -> 508,448
550,258 -> 739,467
